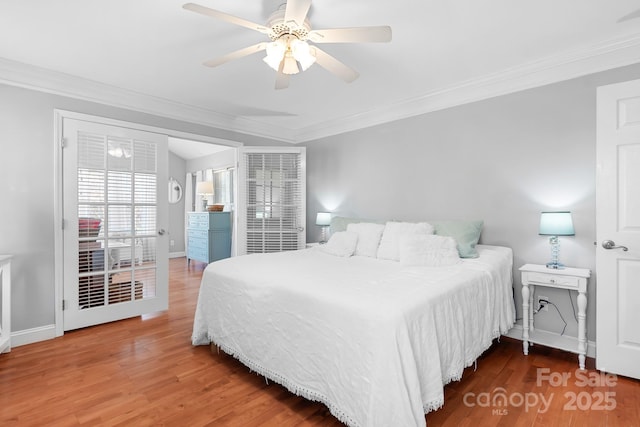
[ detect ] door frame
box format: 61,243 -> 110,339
53,110 -> 242,336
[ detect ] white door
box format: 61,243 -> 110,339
62,118 -> 168,331
596,78 -> 640,379
237,147 -> 306,255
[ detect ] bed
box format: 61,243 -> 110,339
192,221 -> 515,427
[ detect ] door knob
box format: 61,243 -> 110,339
158,229 -> 166,236
602,240 -> 628,251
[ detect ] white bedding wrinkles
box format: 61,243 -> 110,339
192,245 -> 515,427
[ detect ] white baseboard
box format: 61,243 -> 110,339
502,324 -> 596,359
11,324 -> 57,348
169,251 -> 185,259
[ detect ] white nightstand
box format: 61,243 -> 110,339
520,264 -> 591,369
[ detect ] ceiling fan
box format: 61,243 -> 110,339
183,0 -> 392,89
618,8 -> 640,23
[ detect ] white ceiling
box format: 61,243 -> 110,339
1,0 -> 639,144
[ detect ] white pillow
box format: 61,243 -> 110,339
346,222 -> 385,258
377,221 -> 434,261
399,234 -> 461,267
321,231 -> 359,257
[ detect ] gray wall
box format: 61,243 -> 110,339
0,83 -> 279,335
303,62 -> 640,342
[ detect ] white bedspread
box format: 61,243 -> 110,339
192,245 -> 515,427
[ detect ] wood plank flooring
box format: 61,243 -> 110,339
1,257 -> 639,426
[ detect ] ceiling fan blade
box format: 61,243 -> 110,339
312,47 -> 359,83
183,3 -> 269,34
618,8 -> 640,23
203,43 -> 267,67
284,0 -> 312,27
275,65 -> 290,90
309,26 -> 392,43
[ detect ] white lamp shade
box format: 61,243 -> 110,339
264,41 -> 286,71
282,54 -> 300,75
196,181 -> 213,195
292,39 -> 316,71
539,211 -> 575,236
316,212 -> 331,226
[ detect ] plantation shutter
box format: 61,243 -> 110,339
76,134 -> 159,307
238,148 -> 306,255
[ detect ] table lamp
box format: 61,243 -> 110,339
196,181 -> 214,211
316,212 -> 331,244
539,211 -> 575,269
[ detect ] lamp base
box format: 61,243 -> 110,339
546,261 -> 566,270
546,236 -> 566,269
319,227 -> 328,244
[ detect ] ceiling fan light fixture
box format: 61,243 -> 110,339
282,54 -> 300,75
107,141 -> 131,159
291,39 -> 316,71
264,41 -> 286,71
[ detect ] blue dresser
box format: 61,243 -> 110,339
187,212 -> 231,265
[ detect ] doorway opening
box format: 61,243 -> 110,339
167,137 -> 237,262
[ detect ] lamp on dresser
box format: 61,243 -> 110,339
196,181 -> 214,211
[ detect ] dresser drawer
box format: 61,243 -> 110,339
188,212 -> 231,230
188,214 -> 210,229
188,236 -> 208,250
188,229 -> 209,239
527,272 -> 579,289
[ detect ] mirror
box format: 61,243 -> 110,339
168,178 -> 183,204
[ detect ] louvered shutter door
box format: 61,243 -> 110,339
239,149 -> 306,254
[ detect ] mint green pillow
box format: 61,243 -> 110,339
431,220 -> 484,258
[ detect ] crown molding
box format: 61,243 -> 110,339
294,31 -> 640,143
2,31 -> 640,145
0,58 -> 297,144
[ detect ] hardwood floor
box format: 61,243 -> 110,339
1,257 -> 639,426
